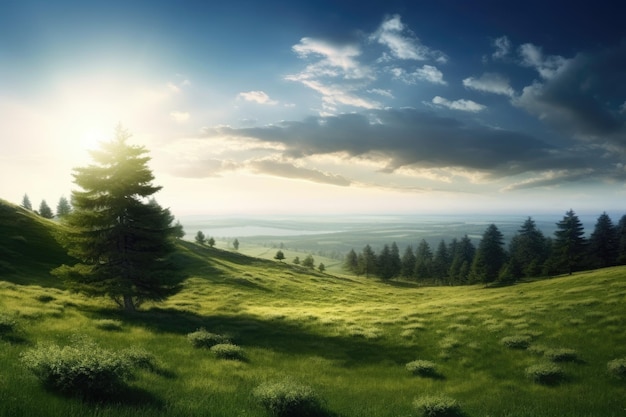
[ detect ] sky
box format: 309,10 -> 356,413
1,0 -> 625,217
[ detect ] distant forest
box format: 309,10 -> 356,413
344,210 -> 626,285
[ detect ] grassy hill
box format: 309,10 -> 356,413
1,201 -> 625,416
0,199 -> 73,286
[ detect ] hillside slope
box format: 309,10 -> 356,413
0,205 -> 625,416
0,199 -> 73,286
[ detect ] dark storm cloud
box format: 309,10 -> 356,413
516,43 -> 626,148
202,107 -> 593,179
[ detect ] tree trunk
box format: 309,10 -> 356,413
123,294 -> 136,312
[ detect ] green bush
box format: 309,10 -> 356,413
500,335 -> 532,349
525,363 -> 565,385
544,348 -> 578,362
253,379 -> 322,417
0,314 -> 18,335
186,328 -> 230,348
210,343 -> 245,360
20,336 -> 146,399
405,360 -> 438,377
94,319 -> 123,331
607,358 -> 626,379
413,395 -> 461,417
122,346 -> 157,371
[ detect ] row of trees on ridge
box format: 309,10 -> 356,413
21,194 -> 72,219
344,211 -> 626,285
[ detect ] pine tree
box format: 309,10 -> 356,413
507,217 -> 548,280
449,235 -> 475,284
400,245 -> 416,278
207,237 -> 216,248
377,244 -> 394,280
553,209 -> 587,275
195,230 -> 206,245
470,224 -> 506,284
233,238 -> 240,250
21,194 -> 32,210
588,212 -> 618,268
359,244 -> 377,278
52,126 -> 181,311
414,240 -> 433,281
302,254 -> 315,269
38,200 -> 54,219
390,242 -> 401,278
274,250 -> 285,262
344,249 -> 359,273
432,240 -> 450,283
56,196 -> 72,218
617,215 -> 626,265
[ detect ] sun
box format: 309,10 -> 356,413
79,128 -> 109,152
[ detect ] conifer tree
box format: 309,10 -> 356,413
449,235 -> 475,284
21,194 -> 32,210
38,200 -> 54,219
52,126 -> 181,311
470,224 -> 506,284
195,230 -> 206,245
507,217 -> 548,280
617,215 -> 626,265
207,237 -> 216,247
400,245 -> 416,278
588,212 -> 618,268
414,240 -> 433,280
56,196 -> 72,218
274,250 -> 285,262
344,249 -> 359,273
553,209 -> 587,275
359,244 -> 377,277
432,240 -> 450,283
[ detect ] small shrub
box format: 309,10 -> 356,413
500,335 -> 532,349
186,328 -> 230,348
525,363 -> 565,385
210,343 -> 245,360
544,348 -> 578,362
35,295 -> 56,303
253,379 -> 322,417
413,395 -> 461,417
20,337 -> 135,399
406,360 -> 438,377
0,314 -> 18,335
122,346 -> 157,371
607,358 -> 626,379
95,319 -> 123,331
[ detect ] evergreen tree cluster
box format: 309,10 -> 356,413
20,193 -> 72,219
345,210 -> 626,285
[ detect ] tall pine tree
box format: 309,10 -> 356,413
588,212 -> 618,268
553,209 -> 586,275
470,224 -> 506,284
53,126 -> 181,311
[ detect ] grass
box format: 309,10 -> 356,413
1,201 -> 626,416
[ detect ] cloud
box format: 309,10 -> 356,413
431,96 -> 486,112
249,159 -> 351,186
514,43 -> 626,148
238,90 -> 278,105
492,36 -> 511,60
368,88 -> 394,98
463,73 -> 515,97
200,108 -> 595,181
518,43 -> 569,79
170,111 -> 190,123
391,65 -> 446,85
291,37 -> 371,80
371,15 -> 447,63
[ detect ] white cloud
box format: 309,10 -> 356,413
238,90 -> 278,105
391,65 -> 446,85
431,96 -> 486,112
368,88 -> 394,98
518,43 -> 569,79
492,36 -> 511,60
371,15 -> 447,63
292,37 -> 371,80
170,111 -> 190,123
463,73 -> 515,97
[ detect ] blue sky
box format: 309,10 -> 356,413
1,1 -> 625,216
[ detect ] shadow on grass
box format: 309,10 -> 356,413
106,307 -> 419,368
51,384 -> 165,408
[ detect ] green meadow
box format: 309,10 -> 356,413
1,200 -> 625,416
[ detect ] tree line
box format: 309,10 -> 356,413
344,210 -> 626,285
20,193 -> 72,219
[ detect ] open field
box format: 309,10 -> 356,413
1,237 -> 626,416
